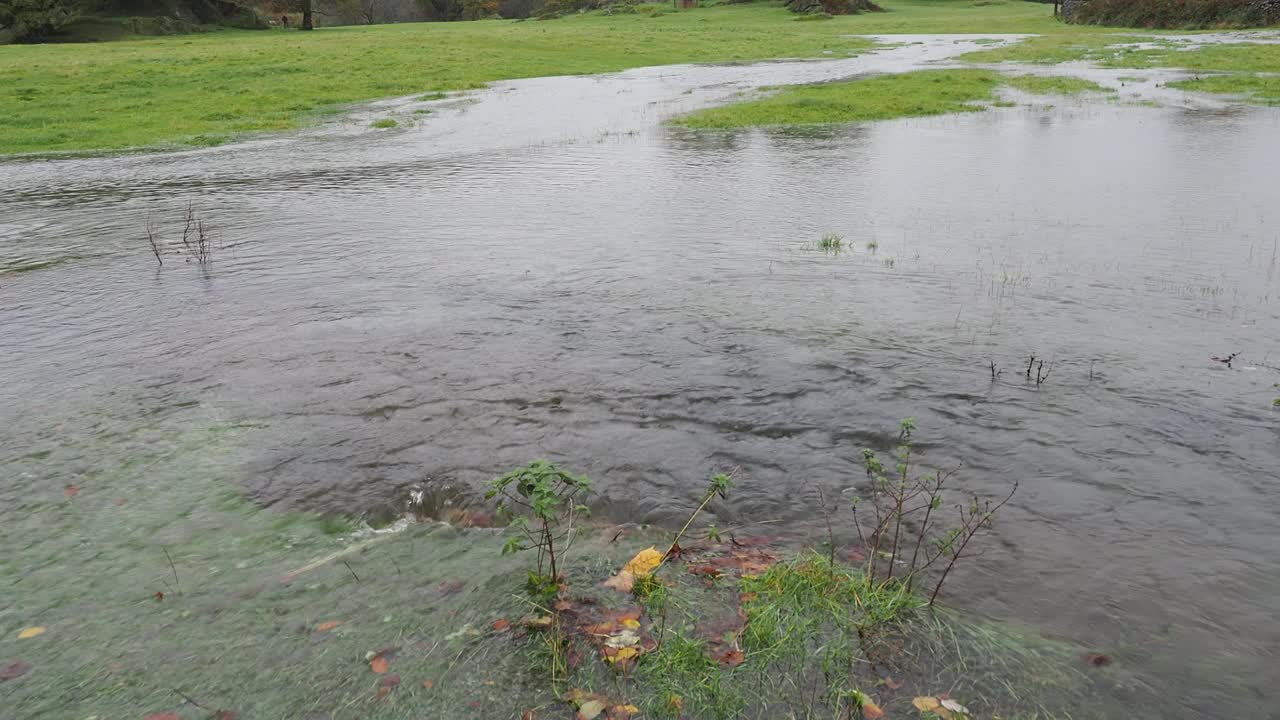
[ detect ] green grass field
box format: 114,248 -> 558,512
0,0 -> 1068,156
1,0 -> 1277,156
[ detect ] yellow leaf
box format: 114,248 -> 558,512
606,647 -> 639,664
622,546 -> 664,577
577,699 -> 606,720
863,700 -> 885,718
314,621 -> 341,632
913,696 -> 952,719
622,618 -> 640,630
18,627 -> 45,640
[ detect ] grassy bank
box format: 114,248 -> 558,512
0,0 -> 1069,156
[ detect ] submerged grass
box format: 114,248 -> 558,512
676,69 -> 1002,129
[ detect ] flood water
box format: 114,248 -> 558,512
3,36 -> 1279,718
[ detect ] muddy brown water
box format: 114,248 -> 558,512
2,36 -> 1279,718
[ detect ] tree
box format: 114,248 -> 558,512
1,0 -> 79,42
301,0 -> 314,28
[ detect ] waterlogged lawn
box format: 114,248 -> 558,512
677,69 -> 1003,129
963,35 -> 1280,105
0,0 -> 1076,156
1004,74 -> 1114,94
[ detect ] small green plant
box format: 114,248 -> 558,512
1273,397 -> 1280,408
818,232 -> 844,253
865,239 -> 879,253
371,118 -> 398,129
882,256 -> 895,268
855,419 -> 1016,604
487,460 -> 592,602
416,92 -> 447,101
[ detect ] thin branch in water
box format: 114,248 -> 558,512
163,546 -> 182,596
342,560 -> 360,583
146,215 -> 163,267
172,688 -> 205,709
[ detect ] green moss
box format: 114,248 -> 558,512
1004,74 -> 1114,95
676,69 -> 1002,129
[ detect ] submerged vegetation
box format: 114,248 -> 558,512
491,423 -> 1032,718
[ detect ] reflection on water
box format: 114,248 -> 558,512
2,36 -> 1279,719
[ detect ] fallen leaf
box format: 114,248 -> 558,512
212,711 -> 238,720
604,630 -> 640,648
913,696 -> 952,719
17,627 -> 45,640
522,711 -> 535,720
381,674 -> 401,689
863,699 -> 885,718
577,699 -> 607,720
114,498 -> 127,506
153,591 -> 164,602
668,695 -> 684,712
941,698 -> 970,715
421,679 -> 434,689
1084,652 -> 1112,667
431,579 -> 466,597
374,687 -> 390,702
526,615 -> 554,628
688,564 -> 723,578
64,485 -> 79,497
623,546 -> 664,576
369,655 -> 390,674
492,619 -> 511,632
913,696 -> 941,712
608,704 -> 641,719
314,621 -> 341,632
715,648 -> 745,667
143,714 -> 180,720
0,659 -> 31,681
883,676 -> 902,689
605,646 -> 639,664
621,618 -> 640,630
602,570 -> 636,593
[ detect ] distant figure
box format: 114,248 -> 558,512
281,14 -> 289,27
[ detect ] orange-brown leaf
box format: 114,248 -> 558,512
715,648 -> 745,667
370,655 -> 390,674
64,485 -> 79,497
863,700 -> 885,718
315,621 -> 341,632
493,619 -> 511,632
